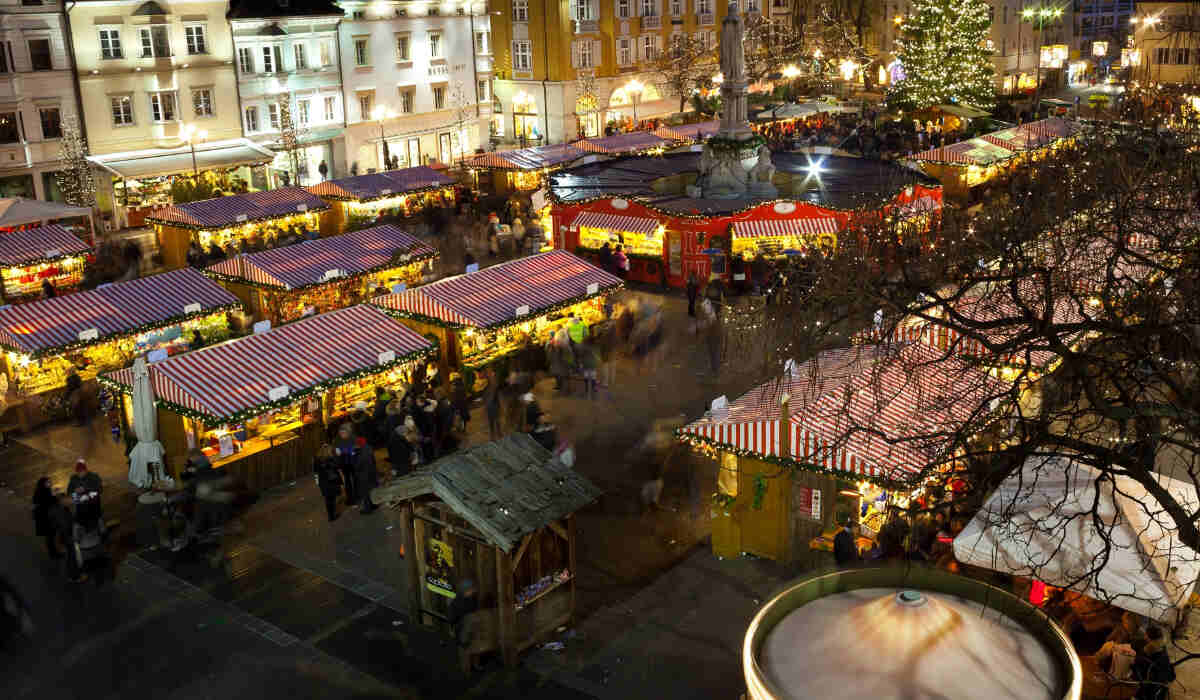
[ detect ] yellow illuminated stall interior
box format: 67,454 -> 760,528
455,296 -> 608,371
507,170 -> 544,191
193,210 -> 323,251
731,233 -> 837,258
2,255 -> 87,301
259,260 -> 433,324
343,188 -> 455,230
578,224 -> 665,258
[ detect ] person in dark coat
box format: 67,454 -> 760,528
482,368 -> 502,440
387,419 -> 416,477
41,279 -> 56,298
686,273 -> 700,317
49,494 -> 85,583
32,477 -> 60,559
313,444 -> 343,522
833,519 -> 859,568
333,422 -> 359,505
1133,626 -> 1175,700
449,579 -> 481,672
450,373 -> 470,432
354,441 -> 379,514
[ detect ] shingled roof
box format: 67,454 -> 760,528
375,434 -> 601,552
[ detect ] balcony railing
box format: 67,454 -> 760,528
574,19 -> 599,33
641,15 -> 661,29
698,12 -> 715,25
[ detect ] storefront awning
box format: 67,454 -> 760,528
462,144 -> 586,171
0,198 -> 92,229
146,187 -> 329,230
373,250 -> 621,329
732,217 -> 840,239
88,139 -> 275,180
204,224 -> 436,290
0,267 -> 239,356
572,211 -> 661,236
99,304 -> 434,423
0,224 -> 91,267
572,131 -> 672,155
306,166 -> 456,202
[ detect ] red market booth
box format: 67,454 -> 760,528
549,151 -> 942,289
204,224 -> 438,325
462,144 -> 586,193
0,224 -> 93,303
306,166 -> 458,236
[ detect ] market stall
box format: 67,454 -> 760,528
0,267 -> 238,426
147,188 -> 330,270
372,251 -> 621,381
98,304 -> 435,490
567,210 -> 666,284
372,433 -> 600,666
0,224 -> 93,303
204,224 -> 438,325
306,166 -> 458,236
0,198 -> 95,244
652,120 -> 721,144
570,131 -> 673,158
677,343 -> 999,564
461,144 -> 586,193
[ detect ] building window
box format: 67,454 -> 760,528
618,0 -> 630,18
111,95 -> 134,125
618,37 -> 632,65
396,35 -> 410,61
294,43 -> 307,70
99,29 -> 123,59
576,40 -> 594,68
0,112 -> 20,143
139,26 -> 170,58
575,0 -> 594,20
238,46 -> 254,73
358,93 -> 371,119
475,31 -> 489,54
0,42 -> 9,73
28,39 -> 52,71
697,0 -> 712,14
397,89 -> 411,113
745,0 -> 757,11
184,25 -> 207,55
267,103 -> 280,129
192,88 -> 213,117
354,38 -> 369,66
1175,48 -> 1191,65
429,33 -> 442,58
641,0 -> 656,16
641,35 -> 657,60
319,39 -> 333,66
476,78 -> 489,102
1155,47 -> 1169,65
513,0 -> 529,22
244,106 -> 259,131
323,95 -> 336,121
513,40 -> 532,71
433,85 -> 446,109
149,92 -> 176,122
352,9 -> 365,19
297,99 -> 310,125
39,107 -> 61,139
670,0 -> 683,15
263,45 -> 283,73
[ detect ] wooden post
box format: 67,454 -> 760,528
567,515 -> 577,623
401,502 -> 420,615
530,529 -> 542,581
496,547 -> 518,667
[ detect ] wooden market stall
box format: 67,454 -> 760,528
372,433 -> 601,666
0,267 -> 238,426
306,166 -> 458,236
203,224 -> 438,325
652,120 -> 720,144
98,304 -> 434,490
147,187 -> 330,269
0,197 -> 96,243
0,224 -> 93,303
909,117 -> 1081,201
371,250 -> 621,384
677,343 -> 999,565
461,144 -> 586,193
570,131 -> 674,158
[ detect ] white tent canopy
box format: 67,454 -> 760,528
0,198 -> 91,228
954,455 -> 1200,624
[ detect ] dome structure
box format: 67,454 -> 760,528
744,567 -> 1081,700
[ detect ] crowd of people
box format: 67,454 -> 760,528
31,460 -> 107,585
185,222 -> 319,268
753,110 -> 967,159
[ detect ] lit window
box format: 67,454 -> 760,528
111,96 -> 134,126
513,40 -> 532,71
139,26 -> 170,58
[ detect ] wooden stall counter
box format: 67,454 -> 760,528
206,426 -> 313,492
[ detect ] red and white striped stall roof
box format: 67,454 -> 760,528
731,217 -> 840,239
572,211 -> 661,236
146,187 -> 329,229
653,120 -> 721,142
572,131 -> 672,155
0,267 -> 239,355
373,250 -> 622,328
101,305 -> 433,422
461,144 -> 587,171
306,166 -> 456,201
0,224 -> 91,266
204,225 -> 435,290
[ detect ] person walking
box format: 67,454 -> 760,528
355,440 -> 380,514
833,518 -> 859,568
387,418 -> 417,478
577,340 -> 600,399
318,159 -> 329,181
450,373 -> 470,432
33,477 -> 61,559
49,494 -> 85,583
313,444 -> 343,522
546,328 -> 575,394
333,423 -> 359,506
612,245 -> 629,280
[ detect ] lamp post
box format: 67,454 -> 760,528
626,78 -> 645,125
372,105 -> 395,170
180,123 -> 208,177
1020,5 -> 1064,113
1129,15 -> 1160,84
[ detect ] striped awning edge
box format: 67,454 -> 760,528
572,211 -> 661,236
0,224 -> 92,266
732,217 -> 840,239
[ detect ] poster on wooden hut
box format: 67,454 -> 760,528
425,538 -> 456,598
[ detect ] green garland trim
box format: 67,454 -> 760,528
202,251 -> 438,292
3,249 -> 92,269
98,345 -> 434,425
146,203 -> 332,232
676,429 -> 915,488
319,183 -> 458,203
704,133 -> 766,154
371,284 -> 623,332
0,303 -> 242,359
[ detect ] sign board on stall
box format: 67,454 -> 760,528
44,249 -> 61,258
390,282 -> 407,294
733,273 -> 745,281
381,188 -> 392,195
296,204 -> 308,212
812,489 -> 822,520
425,538 -> 456,599
322,269 -> 344,281
253,320 -> 271,334
268,385 -> 290,401
183,303 -> 202,314
530,187 -> 548,211
586,282 -> 599,295
96,283 -> 112,289
465,263 -> 479,273
377,350 -> 395,364
795,487 -> 822,520
515,305 -> 530,317
235,214 -> 248,223
78,328 -> 99,341
147,349 -> 168,363
218,433 -> 234,457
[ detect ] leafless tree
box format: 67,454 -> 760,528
744,12 -> 807,85
651,35 -> 718,115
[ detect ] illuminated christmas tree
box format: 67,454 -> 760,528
55,117 -> 97,209
886,0 -> 996,111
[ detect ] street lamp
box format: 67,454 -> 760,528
180,123 -> 208,177
626,78 -> 645,124
372,105 -> 396,170
1020,5 -> 1064,110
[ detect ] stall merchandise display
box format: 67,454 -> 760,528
515,569 -> 572,610
1,257 -> 87,300
456,297 -> 607,370
0,224 -> 94,301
